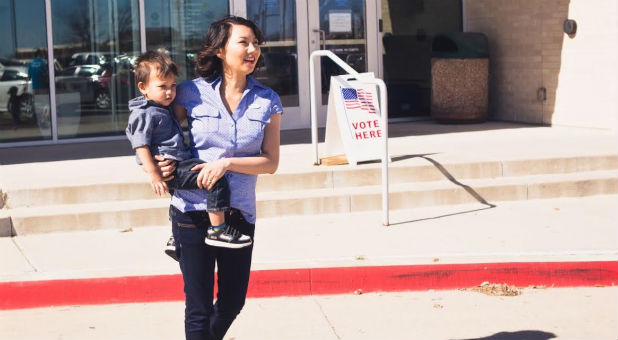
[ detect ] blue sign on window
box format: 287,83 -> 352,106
335,0 -> 350,7
264,0 -> 277,7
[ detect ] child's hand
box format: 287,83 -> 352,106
149,172 -> 169,196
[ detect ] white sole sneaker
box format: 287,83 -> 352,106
204,237 -> 253,249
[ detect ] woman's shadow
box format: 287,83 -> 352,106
453,330 -> 556,340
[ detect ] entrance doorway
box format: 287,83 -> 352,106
306,0 -> 380,128
238,0 -> 380,129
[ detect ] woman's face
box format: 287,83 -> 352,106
217,24 -> 261,76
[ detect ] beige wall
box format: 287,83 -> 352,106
464,0 -> 618,129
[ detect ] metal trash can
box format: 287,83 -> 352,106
431,32 -> 489,123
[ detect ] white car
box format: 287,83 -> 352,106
0,67 -> 33,115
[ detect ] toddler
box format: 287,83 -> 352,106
125,51 -> 252,261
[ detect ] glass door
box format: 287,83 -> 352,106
246,0 -> 301,129
236,0 -> 379,130
233,0 -> 304,129
307,0 -> 380,127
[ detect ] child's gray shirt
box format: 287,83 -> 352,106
125,96 -> 192,165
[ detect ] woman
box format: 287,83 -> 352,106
161,16 -> 282,340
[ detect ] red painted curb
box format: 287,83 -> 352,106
1,261 -> 616,310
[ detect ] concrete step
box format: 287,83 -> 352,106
5,169 -> 617,235
3,154 -> 617,209
7,198 -> 170,235
257,169 -> 618,216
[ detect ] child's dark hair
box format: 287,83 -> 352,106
195,16 -> 264,80
134,50 -> 178,85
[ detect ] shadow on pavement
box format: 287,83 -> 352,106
454,330 -> 557,340
388,153 -> 496,226
388,205 -> 496,226
419,155 -> 496,208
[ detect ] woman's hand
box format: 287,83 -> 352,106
192,158 -> 230,190
153,155 -> 177,181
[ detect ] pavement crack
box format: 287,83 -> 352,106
313,298 -> 341,339
11,237 -> 39,272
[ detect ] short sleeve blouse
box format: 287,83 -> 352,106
170,75 -> 282,223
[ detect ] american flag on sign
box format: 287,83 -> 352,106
341,88 -> 376,114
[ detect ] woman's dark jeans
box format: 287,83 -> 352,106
170,205 -> 254,340
167,158 -> 230,212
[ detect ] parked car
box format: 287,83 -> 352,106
98,54 -> 137,105
67,52 -> 114,67
0,67 -> 34,115
0,58 -> 28,72
54,64 -> 111,110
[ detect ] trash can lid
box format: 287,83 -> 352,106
432,32 -> 489,59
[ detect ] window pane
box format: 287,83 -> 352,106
51,0 -> 140,139
248,0 -> 299,107
0,0 -> 52,143
145,0 -> 229,82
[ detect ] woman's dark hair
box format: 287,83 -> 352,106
195,16 -> 264,80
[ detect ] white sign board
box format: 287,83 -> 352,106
324,74 -> 388,165
328,10 -> 352,33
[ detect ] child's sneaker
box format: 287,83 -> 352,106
164,235 -> 179,261
205,225 -> 252,249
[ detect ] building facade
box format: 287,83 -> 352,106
0,0 -> 616,147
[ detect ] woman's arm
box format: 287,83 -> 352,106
192,113 -> 281,190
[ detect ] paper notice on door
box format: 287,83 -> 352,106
329,10 -> 352,33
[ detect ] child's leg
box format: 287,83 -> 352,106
168,159 -> 230,225
165,158 -> 204,190
205,177 -> 252,248
206,176 -> 229,229
205,176 -> 230,216
208,211 -> 225,226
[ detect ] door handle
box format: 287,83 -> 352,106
313,29 -> 326,50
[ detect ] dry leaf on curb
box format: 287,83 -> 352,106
433,304 -> 443,309
467,283 -> 522,296
120,227 -> 133,233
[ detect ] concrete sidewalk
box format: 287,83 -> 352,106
1,195 -> 617,284
1,288 -> 616,340
0,121 -> 616,311
0,194 -> 616,312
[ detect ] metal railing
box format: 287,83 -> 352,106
309,50 -> 390,226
